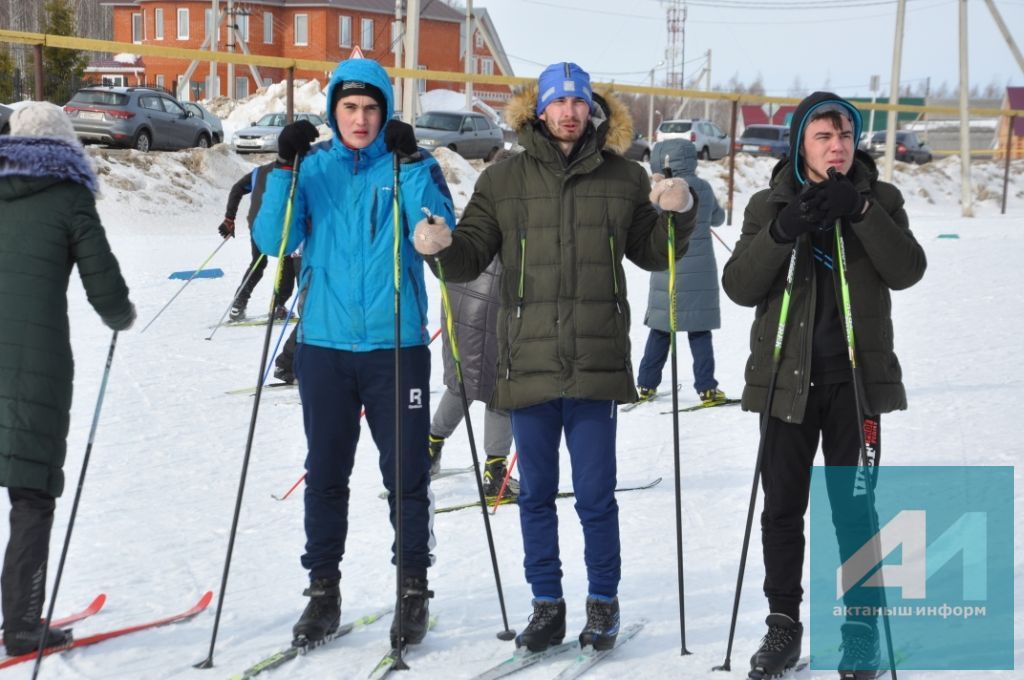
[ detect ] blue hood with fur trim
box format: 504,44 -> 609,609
0,137 -> 97,195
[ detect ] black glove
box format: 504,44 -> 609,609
218,217 -> 235,238
772,183 -> 829,242
277,119 -> 320,164
818,169 -> 868,223
384,119 -> 418,156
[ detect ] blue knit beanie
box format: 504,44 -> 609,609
536,62 -> 593,116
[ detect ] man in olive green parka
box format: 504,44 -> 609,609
413,62 -> 697,653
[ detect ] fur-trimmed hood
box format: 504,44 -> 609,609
504,82 -> 634,154
0,137 -> 98,196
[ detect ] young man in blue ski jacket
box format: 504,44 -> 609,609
722,92 -> 926,679
253,58 -> 455,649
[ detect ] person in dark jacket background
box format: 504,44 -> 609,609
636,138 -> 728,407
218,161 -> 298,322
0,102 -> 135,656
721,92 -> 925,679
413,61 -> 696,654
427,257 -> 519,498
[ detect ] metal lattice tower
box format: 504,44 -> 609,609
665,0 -> 686,89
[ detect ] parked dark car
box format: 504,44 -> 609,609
624,131 -> 651,163
735,124 -> 790,159
414,111 -> 503,161
183,101 -> 224,144
0,103 -> 11,134
64,86 -> 214,152
867,130 -> 933,164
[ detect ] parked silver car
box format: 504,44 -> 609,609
414,111 -> 503,161
231,112 -> 326,154
183,102 -> 224,145
655,118 -> 731,160
64,86 -> 214,152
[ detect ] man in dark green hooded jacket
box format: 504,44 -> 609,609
722,92 -> 926,679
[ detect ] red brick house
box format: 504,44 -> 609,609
99,0 -> 513,107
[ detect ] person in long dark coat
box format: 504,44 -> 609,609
636,138 -> 728,406
0,102 -> 135,656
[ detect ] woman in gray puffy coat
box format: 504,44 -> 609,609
428,257 -> 518,498
636,138 -> 727,405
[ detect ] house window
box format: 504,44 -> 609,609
177,8 -> 189,40
204,9 -> 215,40
339,16 -> 351,47
154,9 -> 163,40
360,18 -> 374,50
235,76 -> 249,98
155,74 -> 165,89
236,14 -> 249,43
390,21 -> 400,54
263,12 -> 273,44
294,14 -> 308,46
132,13 -> 142,43
101,74 -> 127,87
475,32 -> 483,49
480,58 -> 493,76
417,65 -> 426,93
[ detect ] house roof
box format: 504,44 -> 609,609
100,0 -> 463,22
475,8 -> 513,77
771,106 -> 795,126
1007,87 -> 1024,136
741,105 -> 769,127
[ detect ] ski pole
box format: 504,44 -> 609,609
713,246 -> 798,672
141,238 -> 229,333
833,214 -> 898,680
489,451 -> 518,513
270,326 -> 443,502
711,228 -> 733,253
661,159 -> 692,656
205,253 -> 267,340
431,222 -> 515,642
389,151 -> 409,667
196,153 -> 303,670
32,331 -> 119,680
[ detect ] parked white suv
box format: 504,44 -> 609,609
655,118 -> 731,160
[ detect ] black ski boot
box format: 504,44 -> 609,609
483,456 -> 520,498
578,595 -> 620,651
3,626 -> 73,657
838,621 -> 881,679
292,577 -> 341,646
749,613 -> 802,678
390,576 -> 433,647
515,598 -> 566,653
427,434 -> 445,477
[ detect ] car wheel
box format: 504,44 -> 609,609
484,146 -> 499,162
699,146 -> 711,160
641,150 -> 650,163
133,129 -> 151,152
196,133 -> 210,149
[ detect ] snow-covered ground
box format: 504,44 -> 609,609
2,122 -> 1022,679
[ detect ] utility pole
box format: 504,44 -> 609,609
464,0 -> 474,110
882,0 -> 906,183
394,0 -> 403,109
209,0 -> 218,99
958,0 -> 973,217
982,0 -> 1024,74
226,0 -> 234,99
648,61 -> 664,140
401,0 -> 421,123
703,49 -> 711,120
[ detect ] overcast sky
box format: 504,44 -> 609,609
482,0 -> 1024,99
